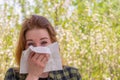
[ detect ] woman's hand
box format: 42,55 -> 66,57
26,52 -> 50,80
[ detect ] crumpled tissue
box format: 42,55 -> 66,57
20,42 -> 63,73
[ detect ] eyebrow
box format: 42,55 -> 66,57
26,39 -> 33,42
26,37 -> 48,42
40,37 -> 48,40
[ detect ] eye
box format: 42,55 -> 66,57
27,42 -> 34,46
41,41 -> 48,46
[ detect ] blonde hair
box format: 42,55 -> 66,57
15,15 -> 57,66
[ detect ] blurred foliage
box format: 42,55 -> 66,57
0,0 -> 120,80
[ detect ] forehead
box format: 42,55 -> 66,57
25,28 -> 50,40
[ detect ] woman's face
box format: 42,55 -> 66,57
25,28 -> 52,49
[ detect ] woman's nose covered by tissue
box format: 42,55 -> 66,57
29,46 -> 52,54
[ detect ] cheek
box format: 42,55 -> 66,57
47,39 -> 52,45
24,42 -> 29,50
24,45 -> 28,50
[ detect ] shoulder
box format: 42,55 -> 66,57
5,67 -> 19,75
6,67 -> 19,73
4,67 -> 26,80
63,66 -> 82,79
50,66 -> 81,80
63,66 -> 81,76
63,66 -> 78,71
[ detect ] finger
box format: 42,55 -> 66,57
32,53 -> 40,60
36,55 -> 46,67
42,57 -> 48,64
28,52 -> 35,61
45,54 -> 50,61
38,54 -> 45,61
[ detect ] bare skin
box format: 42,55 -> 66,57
25,28 -> 51,80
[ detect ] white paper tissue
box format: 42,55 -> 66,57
20,42 -> 63,73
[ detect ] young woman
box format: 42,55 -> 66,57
4,15 -> 81,80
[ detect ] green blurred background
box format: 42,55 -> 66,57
0,0 -> 120,80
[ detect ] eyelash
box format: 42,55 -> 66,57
27,43 -> 34,46
41,41 -> 47,45
27,41 -> 48,47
